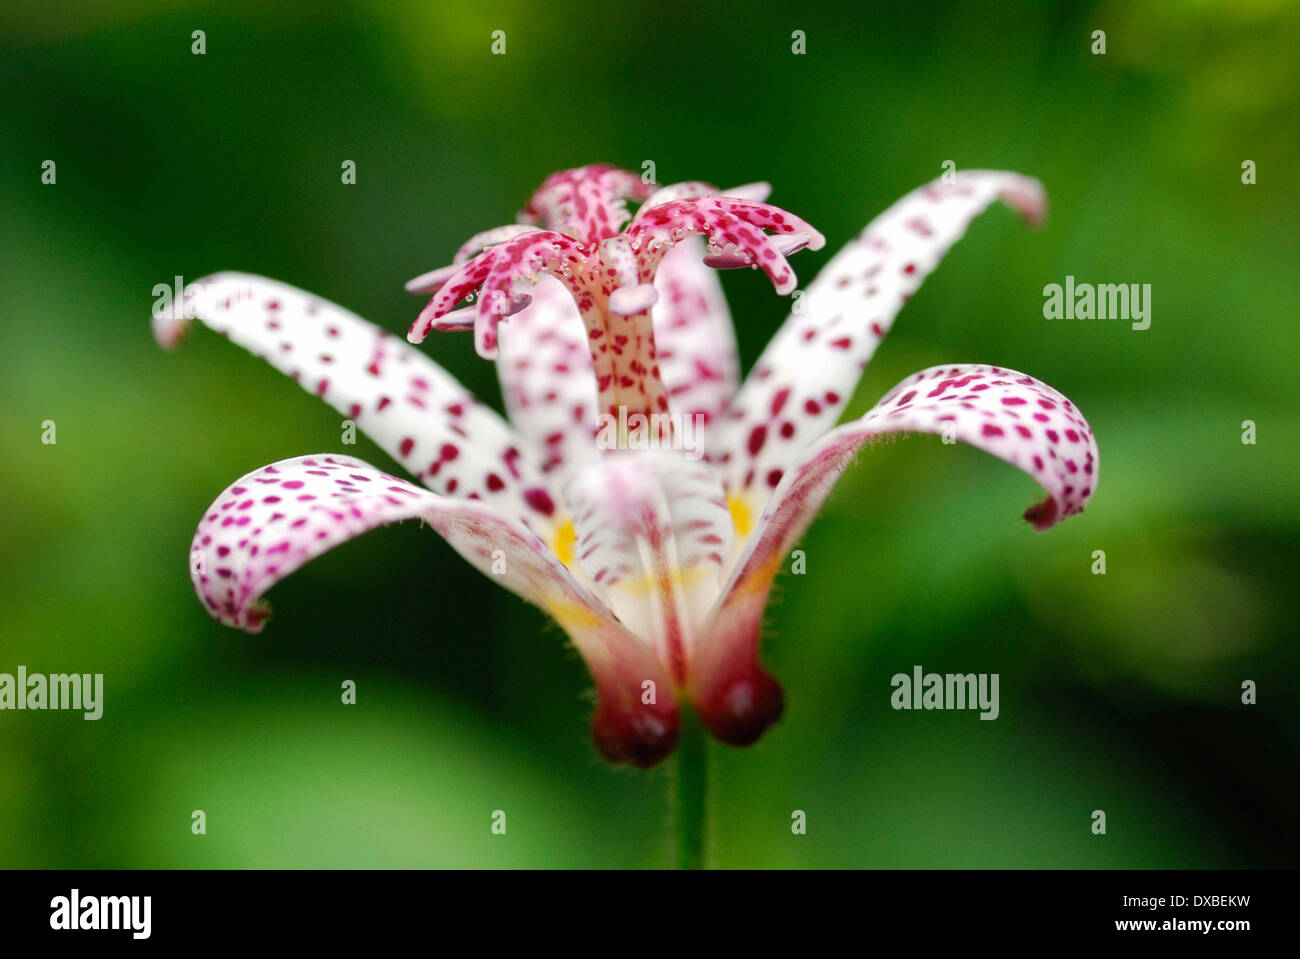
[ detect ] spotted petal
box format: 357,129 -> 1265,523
158,273 -> 561,529
713,171 -> 1046,520
693,365 -> 1097,745
494,276 -> 600,476
652,237 -> 741,428
191,454 -> 679,767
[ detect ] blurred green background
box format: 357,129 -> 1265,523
1,0 -> 1296,868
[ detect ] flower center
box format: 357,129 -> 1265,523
562,452 -> 734,689
408,166 -> 825,447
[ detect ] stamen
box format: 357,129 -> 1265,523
626,196 -> 825,295
519,164 -> 654,245
410,170 -> 823,443
454,224 -> 541,264
704,232 -> 813,269
404,263 -> 460,295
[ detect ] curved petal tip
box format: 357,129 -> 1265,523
1001,176 -> 1048,228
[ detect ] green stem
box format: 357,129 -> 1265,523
674,708 -> 708,869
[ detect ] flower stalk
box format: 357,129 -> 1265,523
674,708 -> 709,869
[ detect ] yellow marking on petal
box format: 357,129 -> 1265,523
546,597 -> 608,634
552,518 -> 576,567
615,561 -> 713,597
727,494 -> 753,538
734,551 -> 783,601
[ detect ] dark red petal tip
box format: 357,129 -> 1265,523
1022,495 -> 1060,531
590,691 -> 680,769
694,665 -> 785,748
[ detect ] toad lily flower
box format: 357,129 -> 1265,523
160,165 -> 1097,768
